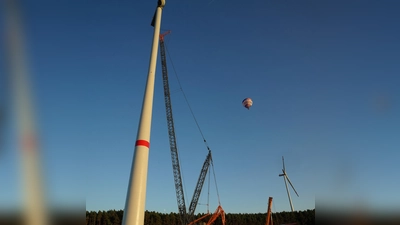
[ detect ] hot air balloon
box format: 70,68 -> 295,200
242,98 -> 253,110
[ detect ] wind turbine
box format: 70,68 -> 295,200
279,156 -> 299,212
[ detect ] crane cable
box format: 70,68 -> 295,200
210,158 -> 221,205
164,41 -> 211,152
164,39 -> 222,205
272,200 -> 278,225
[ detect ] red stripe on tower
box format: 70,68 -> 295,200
135,140 -> 150,148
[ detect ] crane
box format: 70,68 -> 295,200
159,30 -> 215,225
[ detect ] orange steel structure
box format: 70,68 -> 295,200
266,197 -> 273,225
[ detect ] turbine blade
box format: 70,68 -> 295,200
150,9 -> 156,27
283,176 -> 290,195
285,174 -> 299,197
282,156 -> 286,171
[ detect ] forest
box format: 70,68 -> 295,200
85,209 -> 315,225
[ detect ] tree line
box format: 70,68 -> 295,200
86,209 -> 315,225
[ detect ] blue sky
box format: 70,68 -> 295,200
1,0 -> 400,214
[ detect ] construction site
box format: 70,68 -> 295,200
120,1 -> 314,224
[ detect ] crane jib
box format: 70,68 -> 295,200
160,38 -> 187,225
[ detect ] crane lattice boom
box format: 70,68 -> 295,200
159,30 -> 215,225
160,32 -> 187,225
188,151 -> 212,221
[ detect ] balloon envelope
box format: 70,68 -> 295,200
242,98 -> 253,110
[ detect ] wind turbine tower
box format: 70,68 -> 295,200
279,156 -> 299,212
